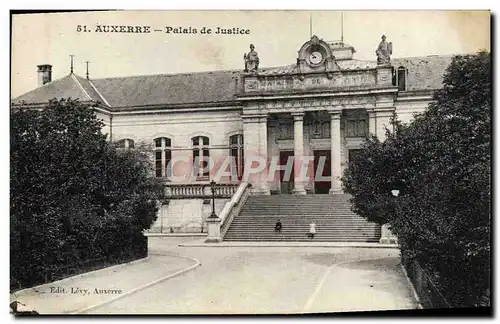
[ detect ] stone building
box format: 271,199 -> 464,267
11,35 -> 454,237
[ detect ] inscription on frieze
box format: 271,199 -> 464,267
244,71 -> 377,93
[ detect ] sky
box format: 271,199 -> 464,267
11,10 -> 490,98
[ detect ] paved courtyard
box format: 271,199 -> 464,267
83,237 -> 417,314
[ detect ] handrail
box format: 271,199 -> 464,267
220,182 -> 252,239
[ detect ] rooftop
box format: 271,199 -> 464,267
12,55 -> 455,109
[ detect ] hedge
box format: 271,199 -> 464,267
342,52 -> 491,307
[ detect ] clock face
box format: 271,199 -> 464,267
309,51 -> 323,65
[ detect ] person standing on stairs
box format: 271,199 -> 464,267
275,219 -> 282,233
275,218 -> 285,240
309,221 -> 316,239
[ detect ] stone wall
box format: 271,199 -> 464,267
392,55 -> 453,91
111,109 -> 244,183
151,198 -> 229,233
395,99 -> 431,124
95,111 -> 111,139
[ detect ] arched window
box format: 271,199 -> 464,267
229,134 -> 244,180
192,136 -> 210,179
117,138 -> 135,149
397,66 -> 406,91
154,137 -> 172,178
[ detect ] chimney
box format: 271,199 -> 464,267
37,64 -> 52,87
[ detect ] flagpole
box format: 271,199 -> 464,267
341,12 -> 344,44
309,13 -> 312,38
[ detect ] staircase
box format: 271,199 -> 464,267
223,194 -> 381,242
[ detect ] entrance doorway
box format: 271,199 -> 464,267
279,151 -> 294,194
313,150 -> 331,194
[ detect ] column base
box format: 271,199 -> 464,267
379,237 -> 398,244
251,187 -> 271,195
329,188 -> 343,194
292,188 -> 307,195
205,238 -> 222,243
379,224 -> 398,244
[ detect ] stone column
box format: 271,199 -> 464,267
380,224 -> 398,244
374,107 -> 397,244
243,115 -> 262,194
368,109 -> 377,136
292,112 -> 306,195
329,110 -> 342,194
259,114 -> 270,195
374,109 -> 394,141
242,114 -> 270,195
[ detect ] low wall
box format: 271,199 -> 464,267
150,199 -> 229,233
11,234 -> 148,292
401,255 -> 453,309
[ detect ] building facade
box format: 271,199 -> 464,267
12,35 -> 454,232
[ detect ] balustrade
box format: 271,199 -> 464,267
164,183 -> 238,199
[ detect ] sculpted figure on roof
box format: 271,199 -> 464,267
376,35 -> 392,65
244,44 -> 259,73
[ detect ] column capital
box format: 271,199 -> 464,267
291,111 -> 305,121
327,108 -> 342,114
290,111 -> 306,121
328,109 -> 342,120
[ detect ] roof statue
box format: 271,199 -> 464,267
244,44 -> 259,73
376,35 -> 392,65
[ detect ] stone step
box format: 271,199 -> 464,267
230,224 -> 377,227
227,228 -> 380,231
228,224 -> 379,227
224,238 -> 380,242
224,195 -> 380,242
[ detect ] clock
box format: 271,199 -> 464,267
309,51 -> 324,65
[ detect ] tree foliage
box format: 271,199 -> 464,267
11,99 -> 164,290
342,51 -> 491,307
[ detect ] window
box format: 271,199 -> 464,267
192,136 -> 210,179
310,120 -> 331,139
276,120 -> 293,140
154,137 -> 172,178
345,119 -> 368,137
116,138 -> 134,149
397,66 -> 406,91
229,134 -> 244,180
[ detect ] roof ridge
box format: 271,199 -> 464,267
91,54 -> 461,81
93,68 -> 244,81
71,73 -> 93,101
391,53 -> 460,60
73,74 -> 111,106
87,79 -> 111,107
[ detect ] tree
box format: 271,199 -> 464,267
11,99 -> 163,290
342,51 -> 491,307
